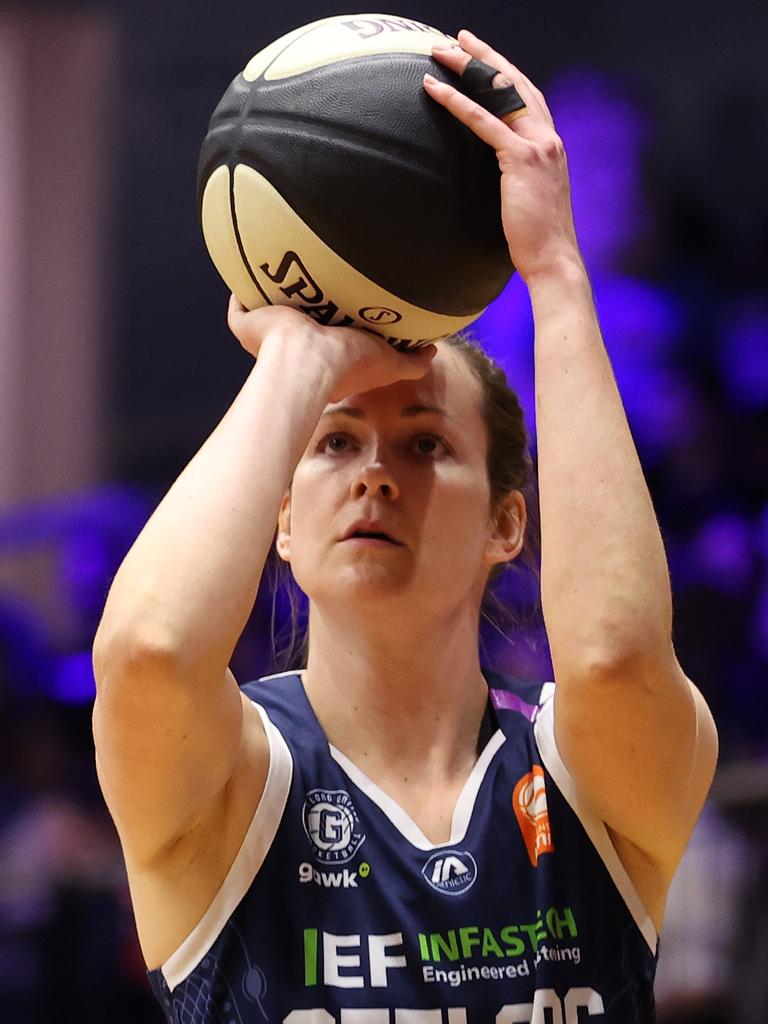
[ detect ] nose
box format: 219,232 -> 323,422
350,458 -> 400,501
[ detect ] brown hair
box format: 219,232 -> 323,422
267,329 -> 541,671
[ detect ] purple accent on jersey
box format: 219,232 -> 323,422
490,688 -> 537,721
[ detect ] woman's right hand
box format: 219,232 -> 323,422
227,295 -> 438,402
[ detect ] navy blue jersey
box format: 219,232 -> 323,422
147,670 -> 658,1023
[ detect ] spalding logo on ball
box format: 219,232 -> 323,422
198,13 -> 515,349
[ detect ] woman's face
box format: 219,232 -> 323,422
277,346 -> 521,617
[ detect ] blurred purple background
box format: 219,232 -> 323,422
1,1 -> 766,1021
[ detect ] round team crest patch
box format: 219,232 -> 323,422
302,788 -> 366,864
421,849 -> 478,895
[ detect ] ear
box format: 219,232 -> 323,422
484,491 -> 527,567
276,490 -> 292,562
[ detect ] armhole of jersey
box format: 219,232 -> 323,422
161,702 -> 293,991
533,686 -> 658,954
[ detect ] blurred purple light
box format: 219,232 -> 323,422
52,650 -> 96,705
717,295 -> 768,410
546,68 -> 652,275
690,512 -> 755,595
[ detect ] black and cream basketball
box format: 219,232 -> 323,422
198,13 -> 515,349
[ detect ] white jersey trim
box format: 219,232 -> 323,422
533,688 -> 658,953
161,702 -> 293,991
329,729 -> 506,851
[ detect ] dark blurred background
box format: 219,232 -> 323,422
1,1 -> 766,1021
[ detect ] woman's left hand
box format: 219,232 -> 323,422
424,30 -> 583,283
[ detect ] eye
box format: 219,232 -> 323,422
318,432 -> 356,455
412,434 -> 449,457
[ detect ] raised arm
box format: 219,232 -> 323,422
529,263 -> 717,870
427,31 -> 717,876
92,301 -> 435,870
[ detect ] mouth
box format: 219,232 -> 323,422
342,528 -> 404,546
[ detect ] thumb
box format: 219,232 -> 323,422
227,292 -> 247,333
397,343 -> 438,377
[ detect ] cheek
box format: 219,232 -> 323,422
286,466 -> 341,548
423,474 -> 491,546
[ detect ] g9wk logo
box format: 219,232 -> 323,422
302,789 -> 366,864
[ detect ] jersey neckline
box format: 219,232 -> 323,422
328,729 -> 506,851
290,668 -> 509,852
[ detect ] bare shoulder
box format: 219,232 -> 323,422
125,690 -> 270,971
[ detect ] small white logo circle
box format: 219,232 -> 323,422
422,850 -> 478,895
302,789 -> 366,864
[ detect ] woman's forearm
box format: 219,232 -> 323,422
530,260 -> 673,680
94,335 -> 335,683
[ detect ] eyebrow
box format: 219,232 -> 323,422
321,403 -> 449,419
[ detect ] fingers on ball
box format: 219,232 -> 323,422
454,29 -> 553,124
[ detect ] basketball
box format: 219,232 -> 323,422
197,13 -> 515,350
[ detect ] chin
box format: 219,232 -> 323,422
308,565 -> 414,608
344,565 -> 412,597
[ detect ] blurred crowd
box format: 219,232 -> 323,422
0,67 -> 766,1022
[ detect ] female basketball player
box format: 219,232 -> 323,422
92,30 -> 718,1023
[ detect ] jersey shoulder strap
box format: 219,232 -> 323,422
482,668 -> 554,722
